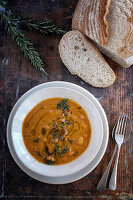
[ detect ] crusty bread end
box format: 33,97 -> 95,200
72,0 -> 133,68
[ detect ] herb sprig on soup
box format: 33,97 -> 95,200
22,98 -> 91,165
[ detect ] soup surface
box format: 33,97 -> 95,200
22,98 -> 91,165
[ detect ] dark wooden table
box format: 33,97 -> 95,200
0,0 -> 133,199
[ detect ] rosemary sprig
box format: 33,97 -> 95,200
7,22 -> 47,75
20,18 -> 66,36
0,2 -> 47,75
0,0 -> 66,75
0,0 -> 66,36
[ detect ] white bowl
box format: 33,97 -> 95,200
11,87 -> 103,177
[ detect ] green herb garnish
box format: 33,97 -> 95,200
54,144 -> 59,152
65,113 -> 70,116
60,120 -> 71,129
62,148 -> 70,153
53,130 -> 58,139
57,104 -> 61,109
59,135 -> 64,141
62,99 -> 68,104
46,160 -> 55,165
59,148 -> 70,154
57,99 -> 70,114
36,151 -> 42,157
55,144 -> 59,148
63,106 -> 69,113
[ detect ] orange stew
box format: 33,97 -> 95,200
22,98 -> 91,165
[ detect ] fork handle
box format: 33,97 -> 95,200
97,144 -> 117,192
109,145 -> 121,190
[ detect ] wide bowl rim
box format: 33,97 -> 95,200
6,81 -> 109,184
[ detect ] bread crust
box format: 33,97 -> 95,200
72,0 -> 111,45
72,0 -> 133,68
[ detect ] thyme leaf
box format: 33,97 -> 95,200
36,151 -> 42,157
57,99 -> 70,114
53,130 -> 58,139
59,148 -> 70,154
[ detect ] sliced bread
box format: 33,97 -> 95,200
72,0 -> 133,68
59,30 -> 115,87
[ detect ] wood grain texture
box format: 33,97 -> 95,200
0,0 -> 133,199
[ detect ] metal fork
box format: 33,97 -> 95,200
109,113 -> 127,190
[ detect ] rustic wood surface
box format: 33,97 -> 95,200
0,0 -> 133,199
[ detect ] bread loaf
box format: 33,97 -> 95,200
72,0 -> 133,68
59,30 -> 115,87
72,0 -> 111,46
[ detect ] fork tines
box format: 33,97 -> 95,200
115,113 -> 128,135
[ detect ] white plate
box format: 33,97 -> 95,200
7,81 -> 109,184
12,87 -> 103,177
